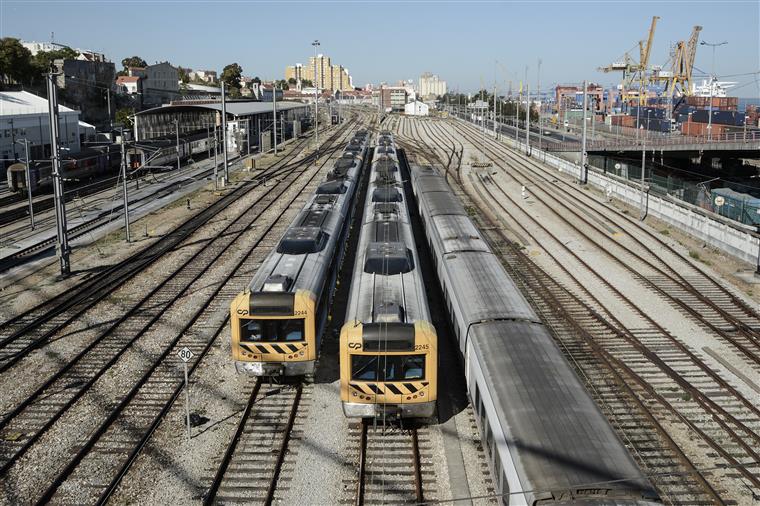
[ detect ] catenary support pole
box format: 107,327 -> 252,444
17,139 -> 35,229
221,81 -> 230,184
580,80 -> 588,184
47,71 -> 71,276
120,131 -> 131,242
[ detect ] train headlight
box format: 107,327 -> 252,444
419,392 -> 424,397
352,392 -> 357,397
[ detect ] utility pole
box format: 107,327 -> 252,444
580,80 -> 588,185
515,82 -> 521,147
701,40 -> 728,141
312,39 -> 320,163
206,124 -> 211,160
10,118 -> 18,161
213,119 -> 218,189
120,129 -> 131,242
537,58 -> 543,152
106,88 -> 112,130
221,81 -> 229,183
273,83 -> 278,154
525,83 -> 531,155
175,118 -> 180,170
492,84 -> 497,139
640,128 -> 647,220
47,71 -> 71,276
15,139 -> 34,229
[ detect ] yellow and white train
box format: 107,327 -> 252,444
339,131 -> 437,418
230,131 -> 369,375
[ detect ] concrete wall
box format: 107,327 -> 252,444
458,115 -> 760,266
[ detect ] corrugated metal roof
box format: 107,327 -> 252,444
134,100 -> 308,118
1,91 -> 77,116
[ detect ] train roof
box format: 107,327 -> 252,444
421,190 -> 467,217
345,133 -> 430,326
431,215 -> 489,254
470,321 -> 659,504
246,141 -> 365,297
444,252 -> 539,323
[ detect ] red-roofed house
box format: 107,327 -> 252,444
116,75 -> 141,95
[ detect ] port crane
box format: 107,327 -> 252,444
652,25 -> 702,99
599,15 -> 659,105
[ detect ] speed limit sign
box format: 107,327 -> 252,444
177,347 -> 194,363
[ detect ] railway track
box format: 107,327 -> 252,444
0,131 -> 334,373
0,120 -> 361,504
402,117 -> 760,503
455,118 -> 760,352
0,171 -> 132,228
348,421 -> 433,506
0,150 -> 253,271
203,380 -> 305,505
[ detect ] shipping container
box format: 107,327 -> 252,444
629,106 -> 667,119
711,188 -> 760,225
681,121 -> 725,136
691,109 -> 745,126
685,96 -> 738,110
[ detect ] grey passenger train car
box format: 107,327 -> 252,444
411,165 -> 660,505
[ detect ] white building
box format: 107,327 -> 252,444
116,75 -> 141,95
1,91 -> 86,169
21,40 -> 107,62
142,62 -> 180,105
188,70 -> 218,84
404,101 -> 429,116
418,72 -> 447,98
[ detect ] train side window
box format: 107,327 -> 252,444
474,385 -> 480,414
500,471 -> 509,506
493,452 -> 502,489
483,416 -> 491,451
485,419 -> 494,455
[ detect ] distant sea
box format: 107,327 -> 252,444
739,97 -> 760,111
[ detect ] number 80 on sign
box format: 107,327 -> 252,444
177,347 -> 195,363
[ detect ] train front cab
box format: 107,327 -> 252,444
340,321 -> 437,418
230,286 -> 317,376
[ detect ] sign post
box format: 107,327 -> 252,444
177,347 -> 195,440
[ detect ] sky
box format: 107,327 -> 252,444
2,0 -> 758,97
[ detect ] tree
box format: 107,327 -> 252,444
121,56 -> 147,70
275,79 -> 289,91
33,46 -> 79,71
115,107 -> 135,128
253,76 -> 261,84
221,63 -> 242,93
177,66 -> 190,84
287,77 -> 297,85
0,37 -> 35,85
300,79 -> 313,87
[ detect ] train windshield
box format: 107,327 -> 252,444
351,354 -> 425,381
240,319 -> 304,343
